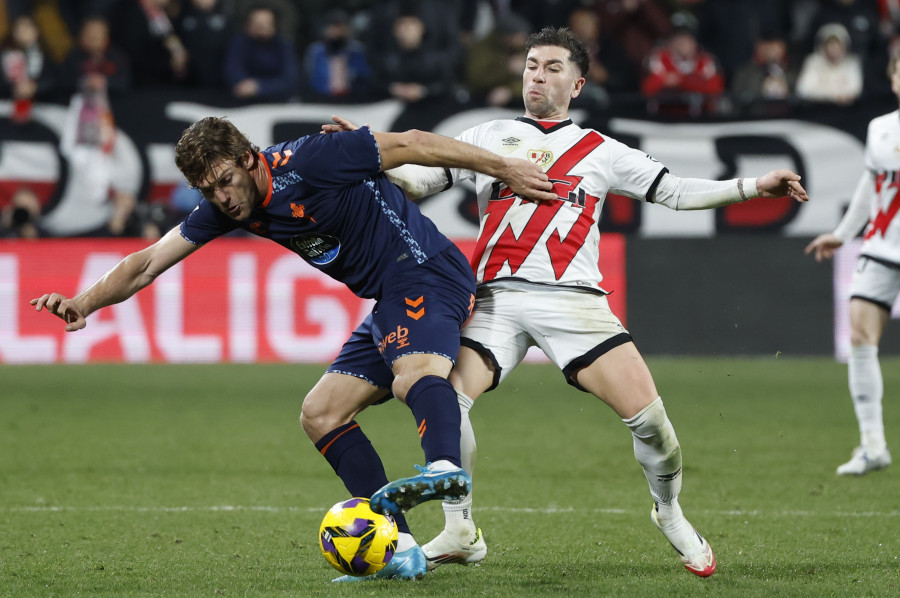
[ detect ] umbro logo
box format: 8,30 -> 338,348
502,137 -> 520,145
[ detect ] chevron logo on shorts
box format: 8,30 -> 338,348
405,296 -> 425,320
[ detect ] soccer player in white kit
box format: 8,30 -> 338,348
326,27 -> 809,578
804,50 -> 900,476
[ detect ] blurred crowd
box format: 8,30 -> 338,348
3,0 -> 900,238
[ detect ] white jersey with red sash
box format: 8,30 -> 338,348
862,110 -> 900,266
449,117 -> 666,290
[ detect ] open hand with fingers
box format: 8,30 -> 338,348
30,293 -> 87,332
756,169 -> 810,202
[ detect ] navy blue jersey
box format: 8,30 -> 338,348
180,127 -> 453,299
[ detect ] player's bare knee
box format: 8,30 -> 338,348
390,373 -> 416,403
300,391 -> 343,440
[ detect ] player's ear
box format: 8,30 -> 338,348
571,76 -> 586,99
241,150 -> 257,170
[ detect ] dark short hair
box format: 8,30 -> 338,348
525,27 -> 589,77
175,117 -> 259,188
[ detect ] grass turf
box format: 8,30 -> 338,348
1,358 -> 898,597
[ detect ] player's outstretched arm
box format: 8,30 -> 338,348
322,115 -> 556,202
804,171 -> 872,262
374,129 -> 556,202
31,226 -> 200,332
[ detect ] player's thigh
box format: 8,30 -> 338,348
573,342 -> 658,419
849,298 -> 891,345
522,289 -> 657,417
457,286 -> 533,394
849,257 -> 900,344
301,372 -> 391,442
449,345 -> 496,400
375,249 -> 476,398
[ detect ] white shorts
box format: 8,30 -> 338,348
850,256 -> 900,311
460,280 -> 632,392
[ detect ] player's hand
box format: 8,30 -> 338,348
500,158 -> 557,203
756,169 -> 809,202
321,115 -> 363,135
804,233 -> 843,262
30,293 -> 87,332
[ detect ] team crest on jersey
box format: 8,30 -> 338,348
527,149 -> 553,166
290,234 -> 340,265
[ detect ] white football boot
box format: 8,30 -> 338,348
422,527 -> 487,570
650,503 -> 716,577
836,446 -> 892,476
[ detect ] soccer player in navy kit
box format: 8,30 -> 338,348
31,116 -> 556,581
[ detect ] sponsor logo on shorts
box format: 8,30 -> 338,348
405,295 -> 425,320
378,325 -> 411,354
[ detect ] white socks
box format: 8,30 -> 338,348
623,397 -> 682,506
849,344 -> 886,451
397,532 -> 416,552
442,390 -> 477,536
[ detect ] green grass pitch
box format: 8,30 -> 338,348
2,358 -> 898,597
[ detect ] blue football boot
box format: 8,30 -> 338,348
332,545 -> 427,582
369,462 -> 472,517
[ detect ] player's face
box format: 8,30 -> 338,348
523,45 -> 584,120
891,58 -> 900,98
196,154 -> 260,221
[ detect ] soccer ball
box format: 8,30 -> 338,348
318,497 -> 398,576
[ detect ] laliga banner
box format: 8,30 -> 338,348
0,236 -> 626,364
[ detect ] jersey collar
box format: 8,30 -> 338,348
258,151 -> 273,208
516,116 -> 573,134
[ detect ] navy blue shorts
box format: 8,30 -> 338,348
327,246 -> 476,390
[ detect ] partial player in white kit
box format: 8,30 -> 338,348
325,27 -> 809,578
804,49 -> 900,476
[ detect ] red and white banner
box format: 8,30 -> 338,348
0,236 -> 626,364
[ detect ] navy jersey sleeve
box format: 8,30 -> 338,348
292,126 -> 382,189
180,199 -> 238,245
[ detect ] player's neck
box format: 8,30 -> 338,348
524,111 -> 569,122
250,154 -> 270,204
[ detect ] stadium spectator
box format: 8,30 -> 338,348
108,0 -> 190,88
174,0 -> 234,89
333,26 -> 808,577
41,69 -> 140,237
303,9 -> 372,100
0,186 -> 42,238
686,0 -> 789,86
1,14 -> 58,124
566,5 -> 635,103
731,34 -> 797,117
222,3 -> 299,102
4,0 -> 74,65
31,115 -> 555,582
464,11 -> 531,108
370,10 -> 456,104
805,0 -> 887,97
795,22 -> 863,105
596,0 -> 672,88
804,47 -> 900,477
58,15 -> 131,96
365,0 -> 463,84
640,12 -> 725,116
